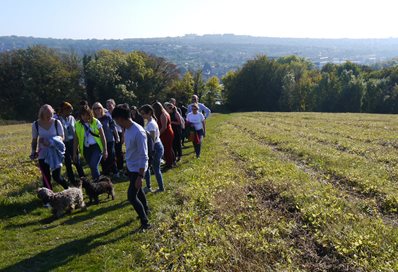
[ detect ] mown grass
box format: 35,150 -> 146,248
1,113 -> 398,271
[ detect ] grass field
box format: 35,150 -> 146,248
1,112 -> 398,271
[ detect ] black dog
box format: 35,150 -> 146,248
80,176 -> 115,204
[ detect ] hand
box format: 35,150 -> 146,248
29,152 -> 38,160
135,175 -> 143,190
102,150 -> 108,160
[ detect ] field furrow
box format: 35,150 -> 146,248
228,115 -> 398,214
220,119 -> 398,270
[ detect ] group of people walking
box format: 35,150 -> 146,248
30,95 -> 211,229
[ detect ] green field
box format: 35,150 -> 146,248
1,113 -> 398,271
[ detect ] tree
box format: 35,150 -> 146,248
203,76 -> 222,108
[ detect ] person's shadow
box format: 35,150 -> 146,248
1,220 -> 132,272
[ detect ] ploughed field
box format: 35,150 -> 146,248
0,112 -> 397,271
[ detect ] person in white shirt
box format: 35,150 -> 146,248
186,103 -> 206,158
112,105 -> 151,230
187,94 -> 211,118
57,102 -> 85,185
140,104 -> 165,193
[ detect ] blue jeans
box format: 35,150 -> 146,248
145,142 -> 164,190
83,144 -> 102,180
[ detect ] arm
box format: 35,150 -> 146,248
170,112 -> 181,126
110,118 -> 120,143
159,114 -> 167,135
135,131 -> 149,189
56,120 -> 65,141
200,104 -> 211,119
30,137 -> 38,160
98,127 -> 108,160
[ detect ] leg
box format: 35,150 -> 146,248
38,159 -> 52,190
127,172 -> 149,225
84,145 -> 102,180
145,168 -> 152,189
115,131 -> 124,171
64,141 -> 76,184
52,167 -> 68,189
107,141 -> 117,174
153,142 -> 164,190
74,152 -> 85,178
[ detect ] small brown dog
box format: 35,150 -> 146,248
80,176 -> 115,204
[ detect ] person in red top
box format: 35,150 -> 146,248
152,102 -> 175,169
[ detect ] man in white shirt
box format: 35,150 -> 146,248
111,105 -> 151,231
187,95 -> 211,118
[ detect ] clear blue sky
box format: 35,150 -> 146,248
1,0 -> 397,39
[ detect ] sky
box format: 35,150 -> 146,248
0,0 -> 397,39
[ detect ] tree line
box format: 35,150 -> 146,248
1,46 -> 398,121
222,55 -> 398,113
0,46 -> 222,121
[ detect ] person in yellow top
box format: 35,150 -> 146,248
73,105 -> 108,180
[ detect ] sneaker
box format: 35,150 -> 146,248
143,187 -> 153,194
140,223 -> 152,231
113,172 -> 120,179
43,203 -> 52,208
154,188 -> 165,193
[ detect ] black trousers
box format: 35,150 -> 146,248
115,131 -> 124,170
127,171 -> 149,225
64,140 -> 85,185
172,126 -> 182,158
38,159 -> 68,190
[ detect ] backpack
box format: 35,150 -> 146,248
34,120 -> 59,136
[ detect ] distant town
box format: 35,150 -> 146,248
1,34 -> 398,78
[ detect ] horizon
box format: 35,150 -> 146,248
1,0 -> 398,40
3,33 -> 398,41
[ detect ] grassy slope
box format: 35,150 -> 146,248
0,113 -> 397,271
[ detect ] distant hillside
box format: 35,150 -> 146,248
1,34 -> 398,77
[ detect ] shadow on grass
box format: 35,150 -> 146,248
0,198 -> 41,220
1,221 -> 132,272
4,200 -> 130,230
61,200 -> 130,226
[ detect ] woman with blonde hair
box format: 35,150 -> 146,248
31,104 -> 68,193
73,105 -> 108,180
93,102 -> 120,177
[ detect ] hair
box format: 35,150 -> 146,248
139,104 -> 157,121
79,100 -> 88,107
170,98 -> 177,105
38,104 -> 54,120
191,103 -> 199,110
79,105 -> 94,120
152,101 -> 169,121
106,99 -> 116,107
92,102 -> 105,117
60,101 -> 73,111
112,105 -> 131,120
130,105 -> 138,111
192,94 -> 199,102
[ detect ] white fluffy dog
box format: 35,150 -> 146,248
37,187 -> 86,218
